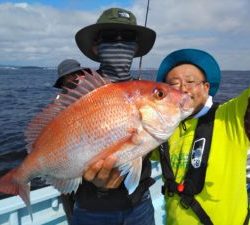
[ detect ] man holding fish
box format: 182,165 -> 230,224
0,7 -> 194,225
71,7 -> 157,225
52,9 -> 157,223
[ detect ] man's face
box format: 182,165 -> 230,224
165,64 -> 210,115
92,29 -> 138,56
96,29 -> 137,43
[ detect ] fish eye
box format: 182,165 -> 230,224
153,88 -> 165,100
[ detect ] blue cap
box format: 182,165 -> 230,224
156,49 -> 221,96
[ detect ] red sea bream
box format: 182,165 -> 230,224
0,70 -> 193,216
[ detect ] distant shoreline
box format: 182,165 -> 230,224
0,65 -> 45,69
19,66 -> 44,69
0,65 -> 250,71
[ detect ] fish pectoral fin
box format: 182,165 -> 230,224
119,157 -> 142,195
45,176 -> 82,194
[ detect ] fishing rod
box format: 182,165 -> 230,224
137,0 -> 150,80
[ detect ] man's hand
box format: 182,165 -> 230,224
83,155 -> 124,189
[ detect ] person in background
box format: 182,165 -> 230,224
153,48 -> 250,225
54,59 -> 84,91
70,7 -> 156,225
53,58 -> 85,223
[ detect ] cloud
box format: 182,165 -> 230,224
132,0 -> 250,70
0,2 -> 99,67
0,1 -> 250,69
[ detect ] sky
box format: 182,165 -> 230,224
0,0 -> 250,70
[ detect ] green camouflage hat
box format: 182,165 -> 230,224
75,8 -> 156,62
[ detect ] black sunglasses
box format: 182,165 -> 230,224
98,30 -> 137,42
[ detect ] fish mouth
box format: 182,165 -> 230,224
179,94 -> 194,113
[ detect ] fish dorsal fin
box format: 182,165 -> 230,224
25,101 -> 66,153
58,69 -> 111,108
25,69 -> 110,153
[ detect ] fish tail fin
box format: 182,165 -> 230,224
0,169 -> 33,220
19,183 -> 33,221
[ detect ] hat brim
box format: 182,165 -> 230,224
156,49 -> 221,96
75,23 -> 156,62
53,67 -> 83,88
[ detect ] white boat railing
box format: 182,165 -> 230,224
0,186 -> 67,225
0,161 -> 165,225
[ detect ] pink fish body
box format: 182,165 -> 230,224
0,71 -> 193,214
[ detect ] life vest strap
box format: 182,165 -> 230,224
159,103 -> 219,225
